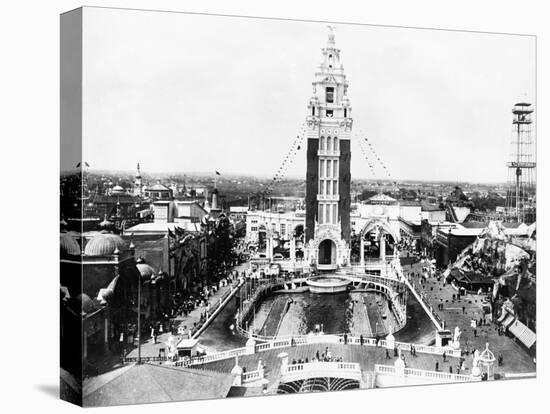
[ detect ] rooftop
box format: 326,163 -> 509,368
125,221 -> 200,234
83,363 -> 234,407
365,193 -> 398,205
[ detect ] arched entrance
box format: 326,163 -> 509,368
359,219 -> 400,262
318,239 -> 336,265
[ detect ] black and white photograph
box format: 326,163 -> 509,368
55,3 -> 538,409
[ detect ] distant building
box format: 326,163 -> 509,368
125,205 -> 209,293
144,181 -> 173,201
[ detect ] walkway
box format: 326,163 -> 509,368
126,262 -> 249,359
402,260 -> 536,374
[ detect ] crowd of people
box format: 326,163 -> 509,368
290,347 -> 345,365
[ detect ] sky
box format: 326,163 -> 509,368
77,7 -> 536,183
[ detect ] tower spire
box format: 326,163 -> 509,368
327,25 -> 336,46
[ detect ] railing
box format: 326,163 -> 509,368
317,194 -> 340,202
316,263 -> 338,271
122,356 -> 168,364
185,333 -> 460,368
183,346 -> 248,366
191,278 -> 245,339
317,149 -> 340,156
242,369 -> 263,383
283,361 -> 362,382
234,271 -> 409,340
351,256 -> 398,265
399,269 -> 444,331
374,364 -> 480,383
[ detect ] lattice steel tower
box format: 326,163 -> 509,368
505,102 -> 536,223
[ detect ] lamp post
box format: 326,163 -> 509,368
137,265 -> 142,364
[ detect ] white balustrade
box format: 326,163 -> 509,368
374,364 -> 479,383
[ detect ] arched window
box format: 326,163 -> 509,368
320,136 -> 325,150
333,137 -> 339,151
327,136 -> 332,151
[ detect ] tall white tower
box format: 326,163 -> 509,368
133,163 -> 143,197
304,27 -> 352,269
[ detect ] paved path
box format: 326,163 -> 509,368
401,260 -> 535,374
126,262 -> 250,359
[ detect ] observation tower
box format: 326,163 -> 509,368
505,102 -> 536,223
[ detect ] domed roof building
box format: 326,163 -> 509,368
60,233 -> 81,257
111,184 -> 125,195
84,234 -> 127,256
144,181 -> 173,201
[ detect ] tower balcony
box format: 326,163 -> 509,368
317,194 -> 340,202
507,161 -> 536,169
512,103 -> 533,114
317,149 -> 340,157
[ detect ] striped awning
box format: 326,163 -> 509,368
508,319 -> 536,349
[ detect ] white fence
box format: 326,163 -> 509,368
282,361 -> 362,382
374,364 -> 480,383
183,333 -> 460,367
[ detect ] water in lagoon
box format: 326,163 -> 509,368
394,291 -> 437,344
197,281 -> 251,352
198,282 -> 437,351
260,291 -> 353,337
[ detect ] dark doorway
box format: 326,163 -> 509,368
318,239 -> 336,264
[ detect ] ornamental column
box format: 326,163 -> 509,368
380,233 -> 386,261
267,230 -> 274,261
360,235 -> 365,267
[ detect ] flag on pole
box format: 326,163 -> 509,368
215,171 -> 221,176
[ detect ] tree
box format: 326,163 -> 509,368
205,215 -> 236,281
